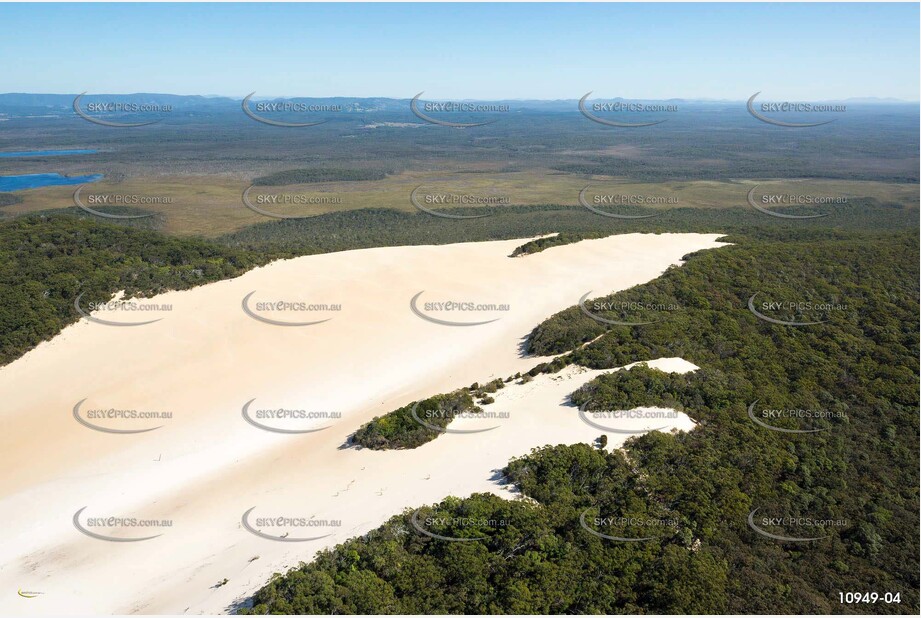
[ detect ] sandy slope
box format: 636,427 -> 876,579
0,233 -> 725,615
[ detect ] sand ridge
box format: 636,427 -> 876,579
0,233 -> 726,615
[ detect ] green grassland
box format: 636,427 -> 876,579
4,172 -> 916,238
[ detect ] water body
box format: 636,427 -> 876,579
0,149 -> 98,158
0,173 -> 103,192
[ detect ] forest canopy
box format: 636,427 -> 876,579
242,229 -> 919,614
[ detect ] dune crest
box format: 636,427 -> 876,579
0,233 -> 726,615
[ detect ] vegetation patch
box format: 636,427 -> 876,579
0,213 -> 274,366
252,168 -> 388,186
221,200 -> 916,255
242,230 -> 919,614
0,193 -> 23,207
351,389 -> 480,450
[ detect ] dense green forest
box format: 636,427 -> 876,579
220,199 -> 914,254
252,168 -> 388,186
2,196 -> 916,613
2,81 -> 917,618
242,230 -> 919,614
4,199 -> 912,368
0,213 -> 271,365
2,105 -> 916,184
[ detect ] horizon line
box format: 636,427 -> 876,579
1,92 -> 918,104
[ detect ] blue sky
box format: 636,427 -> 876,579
1,2 -> 918,100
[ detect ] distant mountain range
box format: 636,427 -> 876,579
0,93 -> 915,115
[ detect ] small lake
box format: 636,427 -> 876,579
0,149 -> 98,158
0,173 -> 104,192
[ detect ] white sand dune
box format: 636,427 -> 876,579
0,233 -> 724,615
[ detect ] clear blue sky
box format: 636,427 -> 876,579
1,2 -> 918,100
